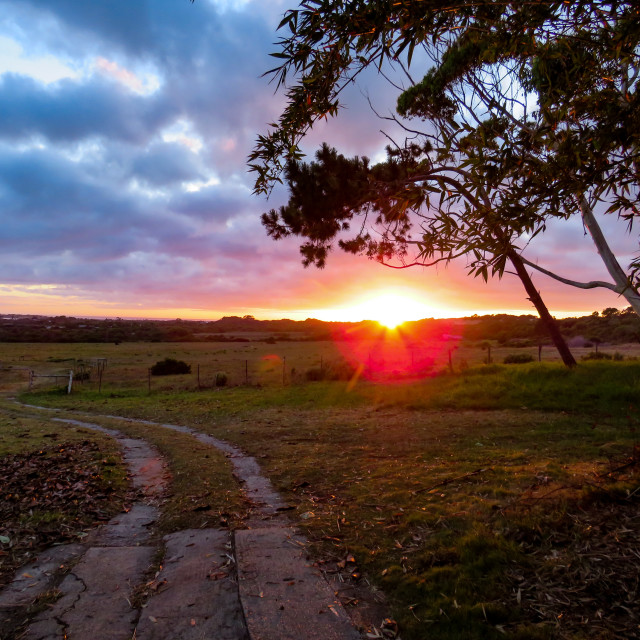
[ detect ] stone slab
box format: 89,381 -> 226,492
235,528 -> 361,640
24,546 -> 154,640
135,528 -> 248,640
85,503 -> 158,546
0,544 -> 86,639
0,544 -> 85,608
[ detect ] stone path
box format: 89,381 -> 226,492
0,420 -> 167,640
0,409 -> 369,640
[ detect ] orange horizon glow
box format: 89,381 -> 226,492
0,282 -> 600,322
309,290 -> 452,326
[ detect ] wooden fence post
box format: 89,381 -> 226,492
67,370 -> 73,394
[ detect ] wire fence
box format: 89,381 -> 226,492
1,340 -> 632,396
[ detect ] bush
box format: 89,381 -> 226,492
305,360 -> 359,381
305,367 -> 324,381
582,351 -> 613,361
503,353 -> 535,364
215,372 -> 228,387
150,358 -> 191,376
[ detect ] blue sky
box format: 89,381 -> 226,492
0,0 -> 636,321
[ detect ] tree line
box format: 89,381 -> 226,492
1,309 -> 638,345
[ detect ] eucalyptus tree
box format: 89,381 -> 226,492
250,1 -> 639,366
264,142 -> 578,365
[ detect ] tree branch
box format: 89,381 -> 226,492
578,195 -> 640,314
518,255 -> 619,291
379,251 -> 466,269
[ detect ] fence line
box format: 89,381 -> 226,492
28,369 -> 74,393
6,341 -> 621,395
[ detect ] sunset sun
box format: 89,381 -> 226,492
346,292 -> 436,328
369,293 -> 430,328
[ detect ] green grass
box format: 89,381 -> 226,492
69,413 -> 248,535
6,350 -> 640,639
23,360 -> 640,422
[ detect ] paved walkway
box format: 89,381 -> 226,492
0,410 -> 371,640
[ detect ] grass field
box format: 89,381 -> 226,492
2,338 -> 639,394
1,341 -> 639,639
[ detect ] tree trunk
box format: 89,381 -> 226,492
579,196 -> 640,315
508,250 -> 577,367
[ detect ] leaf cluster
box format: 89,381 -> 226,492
251,0 -> 640,281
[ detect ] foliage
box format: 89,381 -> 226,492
503,353 -> 535,364
150,358 -> 191,376
582,351 -> 613,360
250,0 -> 640,314
215,372 -> 228,387
304,359 -> 359,381
3,309 -> 640,346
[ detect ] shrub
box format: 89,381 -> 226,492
215,372 -> 228,387
305,367 -> 324,382
150,358 -> 191,376
305,360 -> 359,381
503,353 -> 534,364
582,351 -> 613,361
503,338 -> 535,348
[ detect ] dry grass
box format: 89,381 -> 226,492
4,343 -> 640,639
3,340 -> 640,397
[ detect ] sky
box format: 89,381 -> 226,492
0,0 -> 637,323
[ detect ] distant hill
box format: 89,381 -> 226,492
0,307 -> 638,345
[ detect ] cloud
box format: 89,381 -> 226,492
0,73 -> 172,144
0,0 -> 635,320
130,142 -> 205,187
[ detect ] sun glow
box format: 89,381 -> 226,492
314,291 -> 439,328
365,293 -> 435,328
